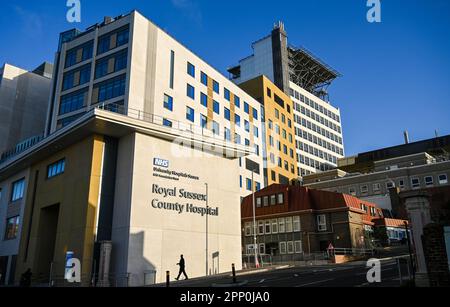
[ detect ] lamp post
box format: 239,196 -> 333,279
251,170 -> 259,268
205,183 -> 209,276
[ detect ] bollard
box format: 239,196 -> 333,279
166,271 -> 170,287
232,263 -> 237,284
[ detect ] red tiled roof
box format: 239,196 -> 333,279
374,218 -> 409,228
241,184 -> 381,222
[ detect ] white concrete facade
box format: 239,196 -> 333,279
112,132 -> 243,286
49,11 -> 265,199
290,82 -> 344,176
0,64 -> 51,155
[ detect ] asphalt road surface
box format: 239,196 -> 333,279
156,256 -> 412,288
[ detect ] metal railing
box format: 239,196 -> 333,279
97,102 -> 248,146
330,248 -> 376,256
242,252 -> 330,268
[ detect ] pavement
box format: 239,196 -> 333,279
152,254 -> 413,288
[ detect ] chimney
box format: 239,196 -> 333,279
104,16 -> 113,25
403,131 -> 410,144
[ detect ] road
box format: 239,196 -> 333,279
155,256 -> 412,288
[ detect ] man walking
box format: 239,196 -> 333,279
176,255 -> 188,280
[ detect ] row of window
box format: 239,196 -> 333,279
244,216 -> 301,236
290,88 -> 340,123
347,174 -> 449,196
295,103 -> 342,134
59,88 -> 88,115
297,140 -> 341,163
97,26 -> 129,55
94,49 -> 128,80
267,154 -> 297,175
245,241 -> 303,255
295,127 -> 343,157
239,177 -> 261,192
267,121 -> 293,143
256,193 -> 284,207
298,154 -> 336,172
62,64 -> 91,91
294,115 -> 343,147
186,62 -> 259,119
65,41 -> 94,68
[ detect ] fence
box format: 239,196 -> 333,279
243,252 -> 330,268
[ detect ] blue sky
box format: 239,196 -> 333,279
1,0 -> 449,156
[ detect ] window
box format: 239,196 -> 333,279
163,94 -> 173,111
186,106 -> 194,122
256,197 -> 262,208
317,215 -> 327,231
270,195 -> 276,206
245,222 -> 251,236
285,217 -> 293,232
373,183 -> 380,192
259,243 -> 266,255
294,241 -> 303,254
244,120 -> 250,132
187,84 -> 195,100
169,50 -> 175,89
258,220 -> 264,235
47,159 -> 66,179
244,102 -> 250,114
97,27 -> 129,55
399,179 -> 405,189
386,181 -> 395,189
263,196 -> 269,207
93,74 -> 126,104
271,219 -> 278,234
349,187 -> 356,196
293,216 -> 301,232
438,174 -> 448,184
234,96 -> 240,108
246,178 -> 252,191
201,93 -> 208,107
65,41 -> 94,68
63,64 -> 91,91
424,176 -> 434,186
4,216 -> 20,240
11,178 -> 25,202
235,114 -> 241,127
256,182 -> 261,191
59,88 -> 88,115
265,221 -> 271,234
411,178 -> 420,188
187,62 -> 195,78
212,121 -> 219,135
279,242 -> 286,254
239,175 -> 242,188
201,72 -> 208,86
163,119 -> 172,127
213,100 -> 220,114
224,128 -> 231,141
224,107 -> 231,121
94,50 -> 128,79
360,185 -> 368,194
254,126 -> 259,138
213,80 -> 219,94
200,114 -> 207,128
277,193 -> 284,204
287,241 -> 294,254
224,88 -> 230,101
253,108 -> 258,120
267,88 -> 272,97
278,218 -> 285,233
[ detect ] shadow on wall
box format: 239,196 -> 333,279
123,231 -> 157,287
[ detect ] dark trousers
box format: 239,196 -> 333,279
177,268 -> 188,280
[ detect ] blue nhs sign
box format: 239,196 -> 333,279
153,158 -> 169,168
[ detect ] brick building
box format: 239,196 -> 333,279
241,184 -> 388,262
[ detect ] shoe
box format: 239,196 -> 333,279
175,278 -> 179,281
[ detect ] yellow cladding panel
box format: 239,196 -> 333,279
207,77 -> 214,129
15,135 -> 105,286
238,76 -> 298,186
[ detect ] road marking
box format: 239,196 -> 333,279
295,278 -> 335,287
259,279 -> 265,283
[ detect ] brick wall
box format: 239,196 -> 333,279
422,223 -> 450,286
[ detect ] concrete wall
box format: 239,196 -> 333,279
112,132 -> 243,286
0,64 -> 51,154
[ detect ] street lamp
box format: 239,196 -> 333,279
251,169 -> 259,268
205,183 -> 209,276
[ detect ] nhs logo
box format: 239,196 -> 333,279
154,158 -> 169,168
